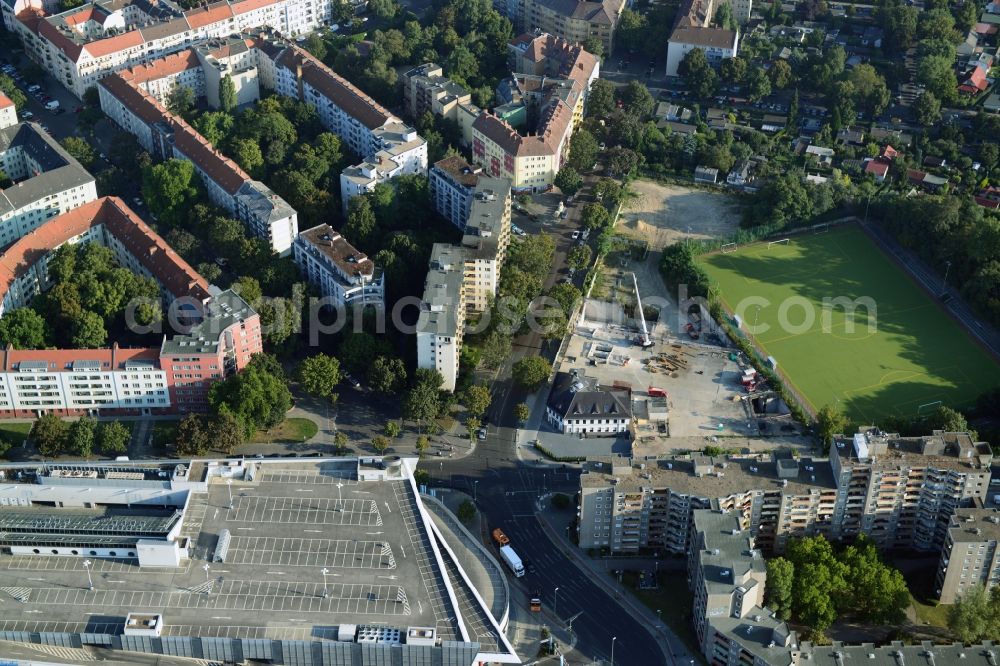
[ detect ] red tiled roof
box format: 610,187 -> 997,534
473,99 -> 573,158
84,30 -> 143,59
0,92 -> 13,110
865,161 -> 889,176
118,50 -> 200,84
960,67 -> 988,92
0,345 -> 161,372
62,6 -> 96,26
232,0 -> 273,14
0,197 -> 209,307
99,74 -> 169,127
881,145 -> 898,160
275,46 -> 394,130
184,1 -> 234,28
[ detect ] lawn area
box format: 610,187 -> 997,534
911,593 -> 951,630
151,421 -> 178,452
251,417 -> 318,443
0,422 -> 32,450
700,224 -> 1000,422
619,570 -> 702,657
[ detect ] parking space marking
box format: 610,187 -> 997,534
259,471 -> 358,486
230,496 -> 382,526
2,556 -> 187,574
227,537 -> 396,569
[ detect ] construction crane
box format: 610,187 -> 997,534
631,272 -> 654,348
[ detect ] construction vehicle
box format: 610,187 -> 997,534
530,591 -> 542,612
499,545 -> 525,577
491,528 -> 510,547
648,386 -> 668,398
631,273 -> 654,348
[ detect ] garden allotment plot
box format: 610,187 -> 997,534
700,225 -> 1000,422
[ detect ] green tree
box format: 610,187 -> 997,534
466,416 -> 481,441
587,79 -> 616,118
96,421 -> 130,456
68,416 -> 97,458
32,414 -> 68,457
582,37 -> 603,58
918,8 -> 957,42
60,137 -> 96,169
71,311 -> 107,348
464,385 -> 492,418
954,0 -> 978,32
882,5 -> 918,52
621,80 -> 655,119
679,48 -> 718,98
334,430 -> 350,454
766,557 -> 795,620
141,159 -> 200,226
175,413 -> 209,456
296,354 -> 342,403
343,196 -> 377,247
948,586 -> 999,643
926,405 -> 971,433
815,404 -> 847,446
403,368 -> 443,430
303,34 -> 328,61
229,138 -> 264,176
385,421 -> 402,438
568,129 -> 600,172
512,356 -> 551,390
914,91 -> 942,126
0,75 -> 27,112
219,74 -> 237,113
339,331 -> 392,375
415,435 -> 430,457
457,499 -> 477,522
747,66 -> 772,102
516,402 -> 531,423
480,330 -> 513,369
567,244 -> 593,271
720,56 -> 748,84
554,167 -> 583,197
770,59 -> 794,89
208,364 -> 293,439
372,435 -> 391,454
713,0 -> 737,29
0,308 -> 48,349
210,409 -> 245,455
848,64 -> 890,117
370,356 -> 407,394
840,538 -> 909,624
581,202 -> 611,230
917,55 -> 958,103
166,84 -> 195,118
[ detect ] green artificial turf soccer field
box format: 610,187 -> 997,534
699,224 -> 1000,423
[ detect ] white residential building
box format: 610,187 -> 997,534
416,244 -> 466,393
429,155 -> 482,229
545,371 -> 631,435
0,92 -> 16,129
292,224 -> 384,310
666,0 -> 739,77
0,122 -> 97,250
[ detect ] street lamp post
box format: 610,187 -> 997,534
321,567 -> 329,598
83,559 -> 93,591
611,636 -> 617,666
554,586 -> 560,615
336,482 -> 344,512
203,563 -> 211,595
226,479 -> 233,509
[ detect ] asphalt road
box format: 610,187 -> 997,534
432,436 -> 668,666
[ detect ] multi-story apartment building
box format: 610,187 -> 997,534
577,428 -> 993,557
0,197 -> 261,416
415,178 -> 511,391
429,155 -> 483,229
400,64 -> 481,147
292,224 -> 384,311
458,179 -> 512,312
416,244 -> 467,392
471,33 -> 597,192
512,0 -> 627,56
937,506 -> 1000,603
263,43 -> 427,211
665,0 -> 740,77
0,121 -> 97,250
688,509 -> 1000,666
5,0 -> 332,98
546,371 -> 631,435
98,60 -> 297,255
0,92 -> 16,129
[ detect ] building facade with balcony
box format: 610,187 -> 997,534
936,506 -> 1000,604
292,224 -> 384,311
428,155 -> 482,229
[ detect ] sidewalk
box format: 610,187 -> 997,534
536,505 -> 699,666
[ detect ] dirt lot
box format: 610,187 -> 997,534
618,180 -> 741,250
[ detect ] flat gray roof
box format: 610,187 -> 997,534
0,123 -> 95,220
0,462 -> 461,642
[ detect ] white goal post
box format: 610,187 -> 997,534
814,223 -> 830,234
767,238 -> 790,248
721,242 -> 738,254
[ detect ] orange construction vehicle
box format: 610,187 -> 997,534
492,528 -> 510,547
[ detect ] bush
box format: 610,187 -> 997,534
457,499 -> 477,523
551,493 -> 572,510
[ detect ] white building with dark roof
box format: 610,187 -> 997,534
666,0 -> 740,76
293,223 -> 384,310
546,371 -> 631,435
0,92 -> 16,130
0,121 -> 97,250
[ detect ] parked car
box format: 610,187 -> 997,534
477,427 -> 487,440
344,373 -> 362,389
21,111 -> 33,120
571,230 -> 580,240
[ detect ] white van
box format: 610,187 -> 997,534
44,100 -> 59,110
